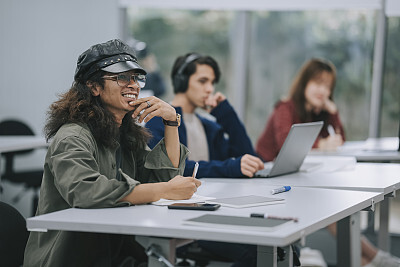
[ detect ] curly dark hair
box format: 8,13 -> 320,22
44,70 -> 150,150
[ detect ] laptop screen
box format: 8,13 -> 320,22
254,121 -> 323,177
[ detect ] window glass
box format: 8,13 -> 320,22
246,10 -> 375,142
128,8 -> 397,142
381,17 -> 400,137
128,9 -> 233,101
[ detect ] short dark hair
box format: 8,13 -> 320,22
171,53 -> 221,93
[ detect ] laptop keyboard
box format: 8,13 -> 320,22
254,162 -> 322,177
299,162 -> 322,172
254,167 -> 271,177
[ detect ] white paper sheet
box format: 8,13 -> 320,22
302,155 -> 356,172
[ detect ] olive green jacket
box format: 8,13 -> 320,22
24,123 -> 188,267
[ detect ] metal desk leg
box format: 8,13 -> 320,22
366,209 -> 375,234
378,196 -> 390,251
257,245 -> 292,267
337,212 -> 361,267
258,246 -> 278,267
278,245 -> 293,267
0,154 -> 2,200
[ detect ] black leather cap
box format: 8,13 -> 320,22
74,39 -> 147,82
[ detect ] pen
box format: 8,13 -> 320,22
192,162 -> 199,178
327,124 -> 335,136
250,213 -> 298,223
271,186 -> 291,195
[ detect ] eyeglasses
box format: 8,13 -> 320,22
103,73 -> 146,88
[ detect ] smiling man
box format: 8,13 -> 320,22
23,39 -> 200,267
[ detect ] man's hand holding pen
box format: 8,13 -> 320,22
164,175 -> 201,200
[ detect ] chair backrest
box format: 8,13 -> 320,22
0,120 -> 35,136
0,201 -> 29,267
0,119 -> 35,174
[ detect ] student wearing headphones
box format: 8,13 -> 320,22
146,53 -> 303,267
146,53 -> 264,178
146,53 -> 265,267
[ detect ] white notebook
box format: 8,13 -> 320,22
152,194 -> 215,206
205,195 -> 284,208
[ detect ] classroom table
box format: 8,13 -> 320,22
205,162 -> 400,252
0,136 -> 48,198
309,137 -> 400,162
0,136 -> 47,154
27,182 -> 382,267
308,137 -> 400,253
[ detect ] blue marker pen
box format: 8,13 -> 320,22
271,186 -> 291,195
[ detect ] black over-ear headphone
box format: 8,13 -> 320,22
173,54 -> 201,93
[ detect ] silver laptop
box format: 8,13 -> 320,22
254,121 -> 323,178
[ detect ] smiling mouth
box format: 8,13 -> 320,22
122,93 -> 137,100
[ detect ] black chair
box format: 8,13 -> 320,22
0,201 -> 29,267
0,119 -> 44,216
176,242 -> 232,267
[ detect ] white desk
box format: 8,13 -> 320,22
27,183 -> 382,267
310,137 -> 400,162
0,136 -> 48,154
206,163 -> 400,252
309,138 -> 400,252
0,136 -> 48,199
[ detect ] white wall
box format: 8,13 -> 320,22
0,0 -> 120,217
0,0 -> 120,134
